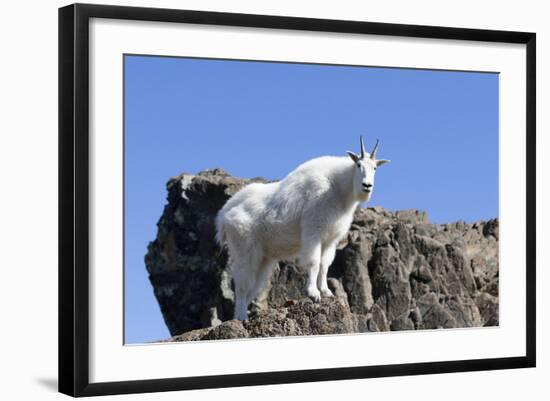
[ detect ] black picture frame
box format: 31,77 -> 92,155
58,3 -> 536,397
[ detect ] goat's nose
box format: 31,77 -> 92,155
363,183 -> 373,189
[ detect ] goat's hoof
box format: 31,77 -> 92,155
306,288 -> 321,302
320,288 -> 334,298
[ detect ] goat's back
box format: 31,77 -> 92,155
216,156 -> 353,253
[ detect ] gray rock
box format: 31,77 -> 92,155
330,235 -> 374,314
416,293 -> 458,329
475,292 -> 499,326
266,262 -> 308,308
395,209 -> 429,224
327,277 -> 348,300
390,313 -> 415,331
165,298 -> 359,341
368,303 -> 390,332
370,238 -> 412,322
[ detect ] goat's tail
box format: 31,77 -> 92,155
214,212 -> 229,264
215,211 -> 227,247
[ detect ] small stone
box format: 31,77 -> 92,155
284,299 -> 297,307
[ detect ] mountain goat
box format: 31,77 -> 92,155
216,136 -> 390,321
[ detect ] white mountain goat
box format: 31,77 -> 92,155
216,136 -> 390,320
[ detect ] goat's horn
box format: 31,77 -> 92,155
370,139 -> 379,159
360,135 -> 366,159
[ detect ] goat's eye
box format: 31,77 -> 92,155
374,167 -> 377,171
357,163 -> 361,168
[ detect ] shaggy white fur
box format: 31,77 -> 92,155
216,138 -> 389,320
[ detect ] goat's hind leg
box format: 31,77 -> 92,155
232,271 -> 250,320
231,258 -> 253,321
247,258 -> 276,313
233,284 -> 249,321
231,250 -> 264,321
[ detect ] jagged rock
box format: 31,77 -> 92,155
416,292 -> 458,329
265,263 -> 308,308
162,319 -> 247,342
390,313 -> 415,331
368,303 -> 390,332
327,277 -> 348,300
330,234 -> 374,314
163,298 -> 357,341
475,292 -> 499,326
145,170 -> 499,340
250,297 -> 357,337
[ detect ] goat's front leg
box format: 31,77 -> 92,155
318,243 -> 337,298
300,240 -> 322,302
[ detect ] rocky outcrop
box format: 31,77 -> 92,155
162,298 -> 358,342
145,169 -> 499,341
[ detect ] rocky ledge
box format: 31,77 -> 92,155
145,169 -> 498,341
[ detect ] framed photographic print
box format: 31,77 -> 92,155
58,3 -> 536,397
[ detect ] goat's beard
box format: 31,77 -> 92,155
358,190 -> 372,203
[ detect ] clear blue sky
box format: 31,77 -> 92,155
124,55 -> 498,344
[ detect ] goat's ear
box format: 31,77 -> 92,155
376,159 -> 390,167
347,151 -> 360,164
